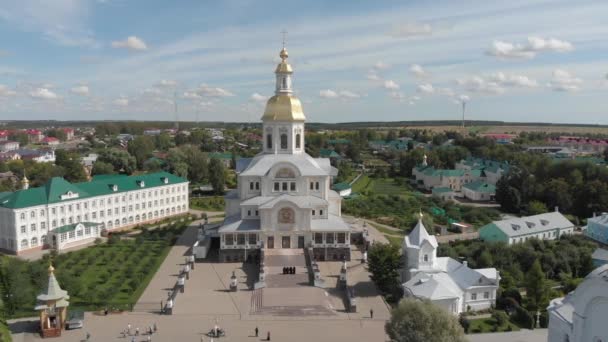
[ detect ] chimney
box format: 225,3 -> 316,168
593,212 -> 596,218
555,206 -> 559,213
463,260 -> 468,267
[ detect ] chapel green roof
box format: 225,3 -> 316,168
0,171 -> 187,209
54,222 -> 99,234
432,187 -> 453,194
463,181 -> 496,193
332,182 -> 352,191
320,149 -> 340,158
209,152 -> 239,160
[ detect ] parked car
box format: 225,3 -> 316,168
66,310 -> 84,330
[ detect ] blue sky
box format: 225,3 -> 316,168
0,0 -> 607,123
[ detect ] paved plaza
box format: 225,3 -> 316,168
11,219 -> 391,341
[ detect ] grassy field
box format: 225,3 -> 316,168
190,196 -> 225,211
351,176 -> 412,196
468,316 -> 520,334
395,124 -> 608,135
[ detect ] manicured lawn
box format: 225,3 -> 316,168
352,175 -> 372,193
468,317 -> 520,334
190,196 -> 225,211
2,216 -> 193,318
351,176 -> 412,197
370,178 -> 413,196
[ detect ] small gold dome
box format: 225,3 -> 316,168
261,95 -> 306,122
280,48 -> 288,60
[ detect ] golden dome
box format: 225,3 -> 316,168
275,47 -> 293,73
261,95 -> 306,122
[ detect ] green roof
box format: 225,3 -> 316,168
463,181 -> 496,193
0,171 -> 187,209
332,182 -> 351,191
55,222 -> 99,234
320,149 -> 340,158
432,187 -> 453,194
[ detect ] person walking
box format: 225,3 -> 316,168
153,322 -> 157,333
85,332 -> 90,341
127,323 -> 131,335
267,331 -> 271,341
255,326 -> 259,337
370,308 -> 374,319
135,327 -> 140,336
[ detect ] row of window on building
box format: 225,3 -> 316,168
12,204 -> 187,251
18,197 -> 186,233
313,232 -> 347,245
18,185 -> 187,220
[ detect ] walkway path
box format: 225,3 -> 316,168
133,220 -> 201,312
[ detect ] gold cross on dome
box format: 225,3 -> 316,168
281,29 -> 288,48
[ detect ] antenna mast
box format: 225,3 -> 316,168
173,91 -> 179,131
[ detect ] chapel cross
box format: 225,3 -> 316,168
281,29 -> 288,48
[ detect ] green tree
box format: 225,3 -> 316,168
495,178 -> 521,213
97,149 -> 137,174
525,259 -> 548,312
208,157 -> 225,195
385,298 -> 466,342
46,129 -> 67,141
91,161 -> 115,176
527,200 -> 548,215
367,243 -> 402,294
127,136 -> 155,169
155,133 -> 173,151
54,150 -> 87,183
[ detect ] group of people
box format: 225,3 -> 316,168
121,322 -> 157,341
282,266 -> 296,274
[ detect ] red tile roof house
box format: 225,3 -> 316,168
549,136 -> 608,152
61,128 -> 74,140
25,129 -> 44,143
42,137 -> 60,146
0,130 -> 9,142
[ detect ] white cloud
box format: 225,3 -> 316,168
29,88 -> 59,100
459,94 -> 470,102
383,80 -> 400,90
409,64 -> 428,78
250,93 -> 268,102
457,72 -> 537,94
195,84 -> 234,97
320,89 -> 361,99
182,91 -> 201,100
389,22 -> 432,38
457,76 -> 504,94
527,36 -> 573,52
389,92 -> 405,100
417,83 -> 435,94
111,36 -> 148,51
366,72 -> 381,81
70,85 -> 89,96
155,79 -> 177,88
113,97 -> 129,106
0,85 -> 17,97
486,36 -> 573,59
488,72 -> 538,88
320,89 -> 339,99
338,90 -> 360,99
373,61 -> 390,70
547,69 -> 582,92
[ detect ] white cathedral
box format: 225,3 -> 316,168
217,46 -> 351,262
402,216 -> 500,314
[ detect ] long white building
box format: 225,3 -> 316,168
0,171 -> 189,254
216,46 -> 350,262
